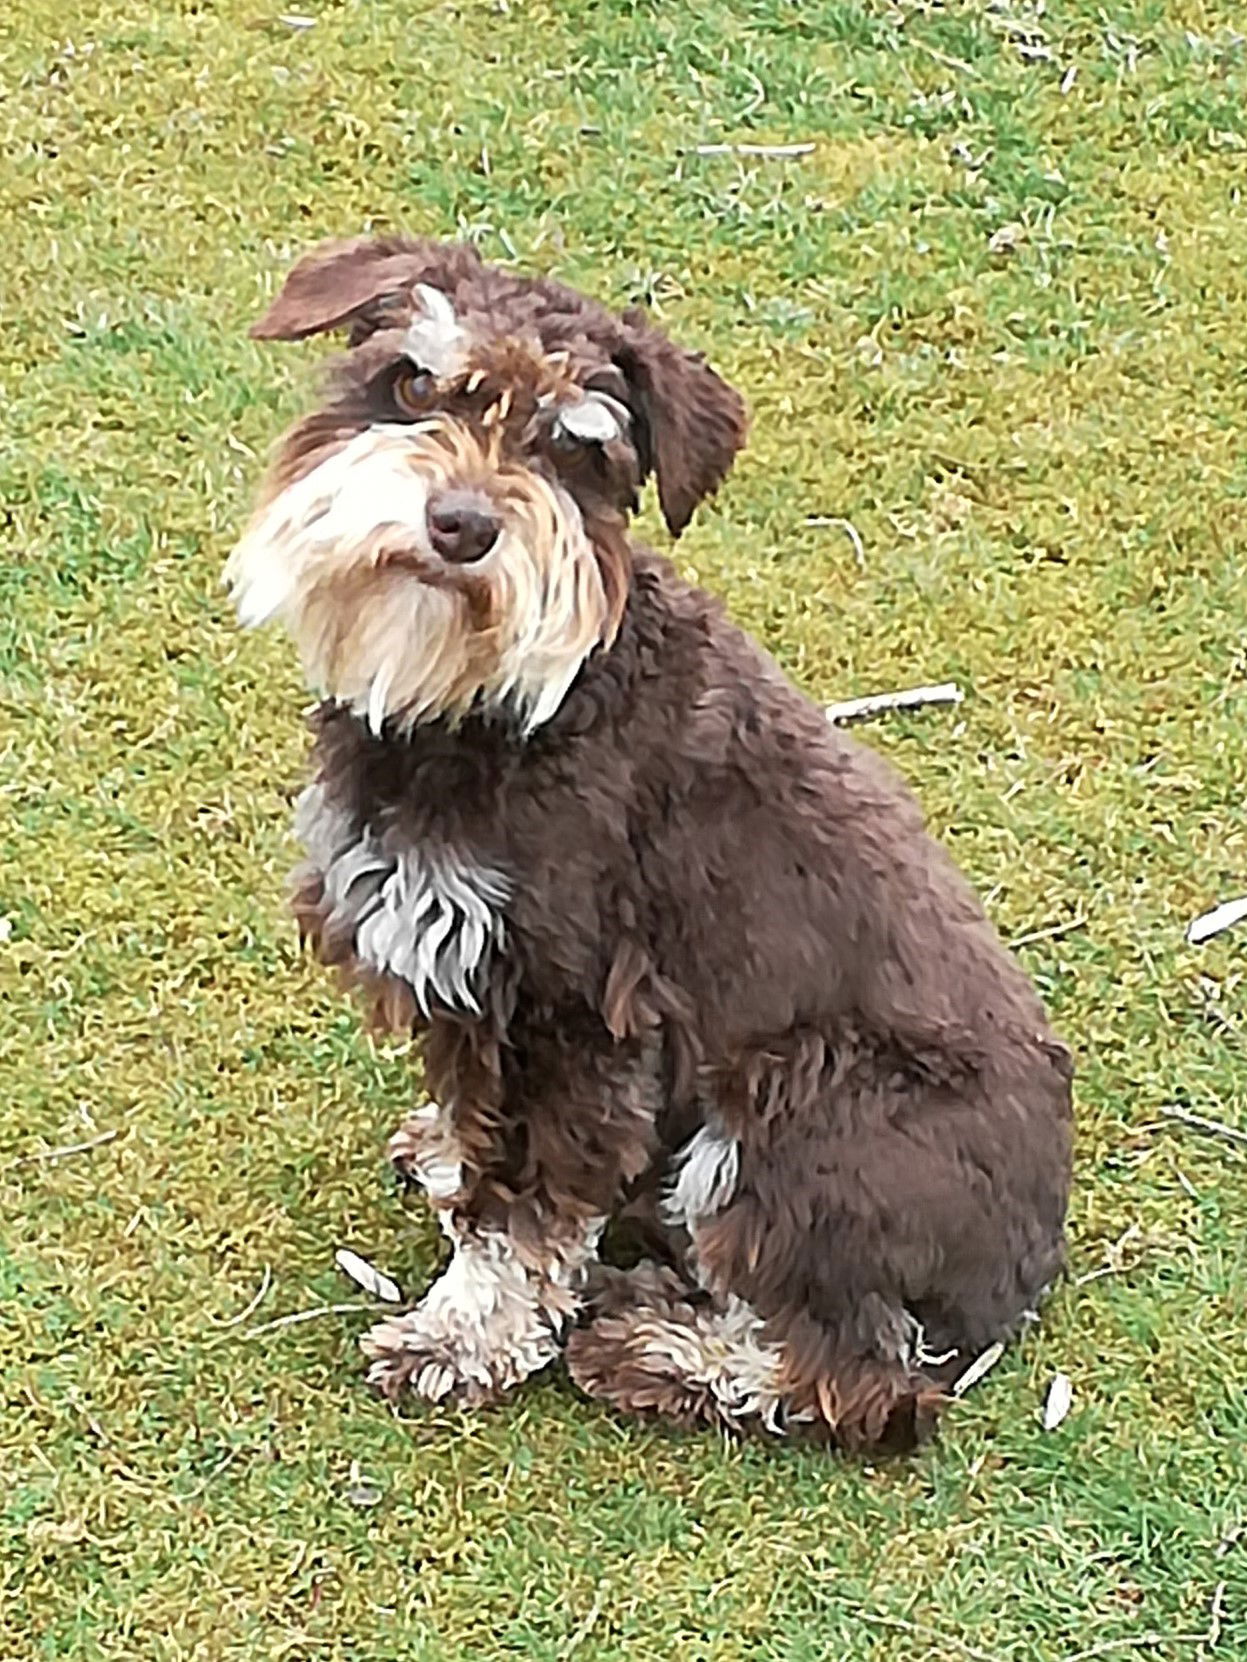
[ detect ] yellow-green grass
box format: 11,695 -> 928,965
3,1 -> 1246,1656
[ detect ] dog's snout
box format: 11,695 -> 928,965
426,490 -> 501,564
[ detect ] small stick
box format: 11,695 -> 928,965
1208,1581 -> 1226,1649
1156,1105 -> 1247,1149
805,515 -> 866,567
210,1265 -> 274,1330
826,683 -> 964,725
1173,1166 -> 1200,1202
855,1613 -> 998,1662
1074,1223 -> 1142,1286
694,142 -> 815,158
1063,1633 -> 1206,1662
912,40 -> 982,78
177,1446 -> 241,1503
951,1340 -> 1005,1398
19,1128 -> 118,1166
1009,915 -> 1087,951
1187,896 -> 1247,944
237,1301 -> 385,1342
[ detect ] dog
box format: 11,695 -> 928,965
225,235 -> 1074,1451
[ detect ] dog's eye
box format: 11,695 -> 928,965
392,365 -> 436,418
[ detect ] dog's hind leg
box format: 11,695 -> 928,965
565,1261 -> 806,1435
566,1261 -> 949,1447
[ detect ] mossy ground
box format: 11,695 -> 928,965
3,2 -> 1246,1657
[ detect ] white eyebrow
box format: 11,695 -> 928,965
553,391 -> 630,444
402,284 -> 468,377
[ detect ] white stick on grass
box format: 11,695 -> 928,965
210,1265 -> 274,1330
235,1302 -> 386,1342
19,1128 -> 118,1165
694,142 -> 815,158
1187,896 -> 1247,944
950,1340 -> 1005,1398
1009,915 -> 1087,951
804,515 -> 867,567
1156,1104 -> 1247,1148
825,683 -> 964,725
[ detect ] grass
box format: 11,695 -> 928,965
3,0 -> 1246,1656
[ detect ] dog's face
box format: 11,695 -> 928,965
226,236 -> 747,733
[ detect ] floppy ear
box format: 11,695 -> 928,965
250,235 -> 481,343
615,308 -> 748,536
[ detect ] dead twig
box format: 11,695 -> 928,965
235,1301 -> 386,1342
1156,1104 -> 1247,1149
1063,1633 -> 1207,1662
1208,1581 -> 1226,1649
176,1446 -> 241,1504
210,1264 -> 274,1330
804,515 -> 866,567
855,1613 -> 998,1662
1074,1222 -> 1143,1287
1009,915 -> 1088,951
693,142 -> 815,158
826,683 -> 964,725
1187,896 -> 1247,944
19,1128 -> 118,1166
911,40 -> 982,78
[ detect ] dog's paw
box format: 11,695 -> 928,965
362,1303 -> 560,1408
362,1314 -> 484,1405
386,1103 -> 465,1203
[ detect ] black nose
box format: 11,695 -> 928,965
426,490 -> 501,563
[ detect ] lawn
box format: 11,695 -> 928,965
3,1 -> 1246,1657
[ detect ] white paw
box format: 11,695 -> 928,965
361,1234 -> 565,1406
362,1303 -> 560,1406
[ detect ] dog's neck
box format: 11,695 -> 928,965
310,548 -> 684,761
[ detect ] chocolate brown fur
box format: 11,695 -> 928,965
229,236 -> 1073,1452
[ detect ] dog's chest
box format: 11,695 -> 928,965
295,783 -> 511,1016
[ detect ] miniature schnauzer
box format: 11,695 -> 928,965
225,235 -> 1073,1450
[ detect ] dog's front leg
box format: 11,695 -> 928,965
361,1102 -> 596,1405
363,1030 -> 660,1407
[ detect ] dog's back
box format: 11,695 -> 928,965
558,553 -> 1074,1445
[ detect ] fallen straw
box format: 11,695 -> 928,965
1156,1104 -> 1247,1149
18,1128 -> 118,1166
826,682 -> 964,725
694,142 -> 815,158
950,1340 -> 1005,1398
1187,895 -> 1247,945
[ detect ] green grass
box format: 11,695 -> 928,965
3,0 -> 1246,1656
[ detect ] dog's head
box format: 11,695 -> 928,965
225,235 -> 747,733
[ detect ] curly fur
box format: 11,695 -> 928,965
228,235 -> 1074,1453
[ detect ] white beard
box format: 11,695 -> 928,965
225,420 -> 613,733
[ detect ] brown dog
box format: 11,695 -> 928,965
226,236 -> 1073,1450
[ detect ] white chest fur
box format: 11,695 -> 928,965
295,783 -> 511,1017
